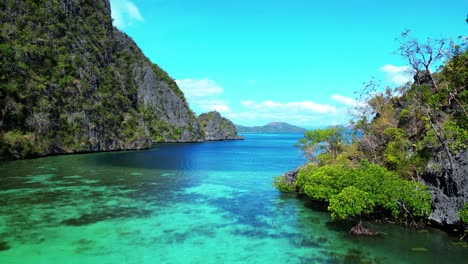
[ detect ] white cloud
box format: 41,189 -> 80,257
330,94 -> 369,119
380,64 -> 413,86
331,94 -> 357,107
125,2 -> 143,21
233,97 -> 369,127
239,100 -> 255,107
176,79 -> 223,98
206,104 -> 231,113
196,99 -> 231,113
175,79 -> 354,127
231,109 -> 339,128
240,100 -> 336,114
175,78 -> 231,115
236,99 -> 338,125
288,101 -> 336,113
331,94 -> 366,108
110,0 -> 144,29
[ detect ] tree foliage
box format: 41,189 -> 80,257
272,175 -> 296,193
292,161 -> 431,222
460,203 -> 468,223
296,126 -> 348,164
328,186 -> 375,220
352,36 -> 468,180
275,28 -> 467,233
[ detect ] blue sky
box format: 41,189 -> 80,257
110,0 -> 467,128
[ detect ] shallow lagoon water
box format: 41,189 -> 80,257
0,133 -> 467,263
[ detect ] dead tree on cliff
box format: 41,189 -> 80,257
396,29 -> 447,89
395,30 -> 462,175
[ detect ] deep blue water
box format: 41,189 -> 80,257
0,133 -> 467,263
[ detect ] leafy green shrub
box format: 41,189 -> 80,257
328,186 -> 375,220
289,160 -> 431,222
443,121 -> 468,153
299,164 -> 347,201
460,203 -> 468,223
296,126 -> 345,163
1,131 -> 40,159
272,175 -> 296,193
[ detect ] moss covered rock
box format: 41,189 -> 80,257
198,111 -> 242,141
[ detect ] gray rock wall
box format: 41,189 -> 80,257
423,148 -> 468,225
0,0 -> 206,160
198,111 -> 241,141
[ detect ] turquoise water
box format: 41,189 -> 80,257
0,133 -> 466,263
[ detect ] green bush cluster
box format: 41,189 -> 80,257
0,130 -> 41,159
272,175 -> 296,193
460,203 -> 468,223
293,161 -> 431,221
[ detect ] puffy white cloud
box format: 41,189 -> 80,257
175,79 -> 355,127
380,64 -> 413,86
125,2 -> 143,21
110,0 -> 144,29
331,94 -> 365,107
175,79 -> 231,114
206,104 -> 231,113
331,94 -> 356,106
240,100 -> 336,114
235,99 -> 338,126
196,99 -> 231,113
287,101 -> 336,113
330,94 -> 369,119
176,79 -> 224,98
231,108 -> 339,128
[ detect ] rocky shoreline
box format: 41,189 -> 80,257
280,155 -> 468,237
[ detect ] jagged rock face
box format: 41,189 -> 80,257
198,111 -> 239,141
0,0 -> 203,159
119,32 -> 203,142
423,149 -> 468,225
134,63 -> 203,142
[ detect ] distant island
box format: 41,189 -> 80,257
236,122 -> 306,133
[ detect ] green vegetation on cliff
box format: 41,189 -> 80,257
274,32 -> 468,233
0,0 -> 203,159
297,161 -> 430,221
198,111 -> 240,140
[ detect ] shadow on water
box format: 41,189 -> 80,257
328,248 -> 386,264
61,208 -> 153,226
0,241 -> 11,251
213,194 -> 275,229
325,220 -> 355,233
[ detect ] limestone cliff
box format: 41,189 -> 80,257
0,0 -> 204,159
198,111 -> 241,141
423,148 -> 468,225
